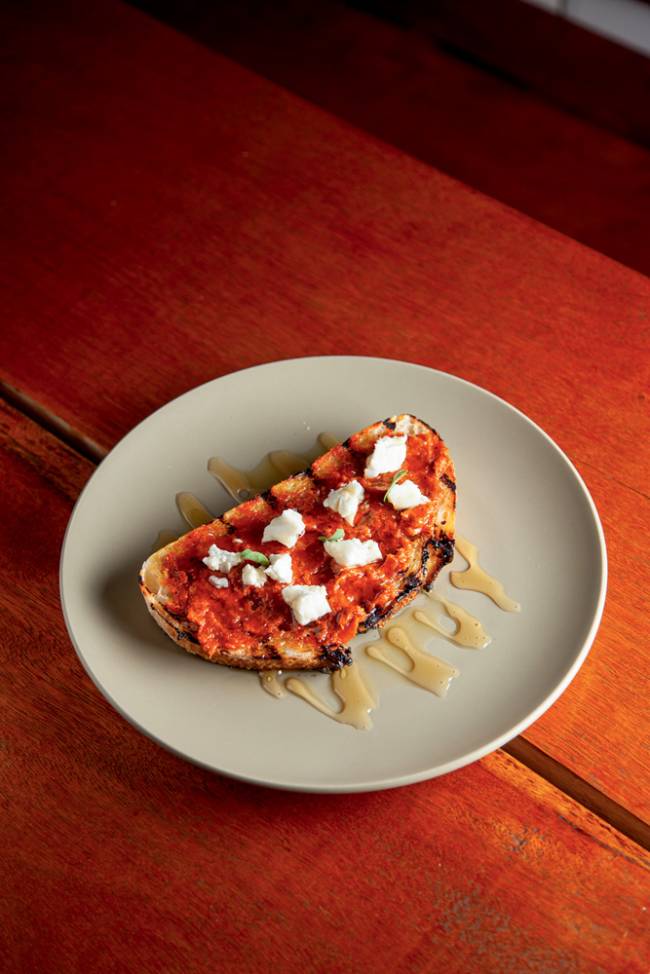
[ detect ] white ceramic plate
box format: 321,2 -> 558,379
60,357 -> 606,792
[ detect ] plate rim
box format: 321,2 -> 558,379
59,355 -> 608,792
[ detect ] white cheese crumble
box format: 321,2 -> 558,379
202,544 -> 242,573
364,435 -> 407,478
282,585 -> 331,625
241,564 -> 267,588
208,575 -> 229,589
323,479 -> 364,525
387,479 -> 430,511
261,508 -> 305,548
265,552 -> 293,584
324,537 -> 382,568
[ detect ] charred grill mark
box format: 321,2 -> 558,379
360,540 -> 437,632
177,630 -> 201,645
261,488 -> 280,508
395,573 -> 421,601
416,539 -> 438,582
261,638 -> 282,660
420,544 -> 430,574
432,531 -> 455,566
360,605 -> 388,631
441,473 -> 456,493
320,644 -> 352,671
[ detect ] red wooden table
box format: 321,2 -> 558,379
1,2 -> 648,971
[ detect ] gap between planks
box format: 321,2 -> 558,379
0,379 -> 107,464
504,738 -> 649,852
2,379 -> 648,852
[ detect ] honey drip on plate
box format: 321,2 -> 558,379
176,492 -> 215,528
417,596 -> 491,649
259,672 -> 286,699
451,536 -> 520,612
151,529 -> 180,553
285,663 -> 376,730
208,432 -> 339,502
366,625 -> 459,697
314,432 -> 340,451
151,495 -> 214,554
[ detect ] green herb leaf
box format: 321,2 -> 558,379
383,468 -> 407,502
241,548 -> 270,566
319,528 -> 345,543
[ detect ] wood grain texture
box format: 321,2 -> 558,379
352,0 -> 650,146
1,0 -> 649,484
131,0 -> 650,276
0,0 -> 649,818
524,462 -> 650,819
0,401 -> 648,974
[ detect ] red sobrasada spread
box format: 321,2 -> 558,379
157,420 -> 455,667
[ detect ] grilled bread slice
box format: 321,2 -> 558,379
140,414 -> 455,671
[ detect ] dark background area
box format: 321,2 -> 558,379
129,0 -> 650,277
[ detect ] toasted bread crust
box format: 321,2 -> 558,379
140,414 -> 455,671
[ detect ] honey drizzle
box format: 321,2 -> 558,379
152,435 -> 525,729
208,433 -> 340,501
258,672 -> 286,699
285,663 -> 376,730
176,492 -> 215,528
366,626 -> 459,697
417,596 -> 491,649
451,536 -> 520,612
316,432 -> 339,451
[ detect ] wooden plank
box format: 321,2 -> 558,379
524,462 -> 650,818
1,2 -> 648,484
349,0 -> 650,146
0,401 -> 648,973
0,0 -> 648,819
131,0 -> 650,276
